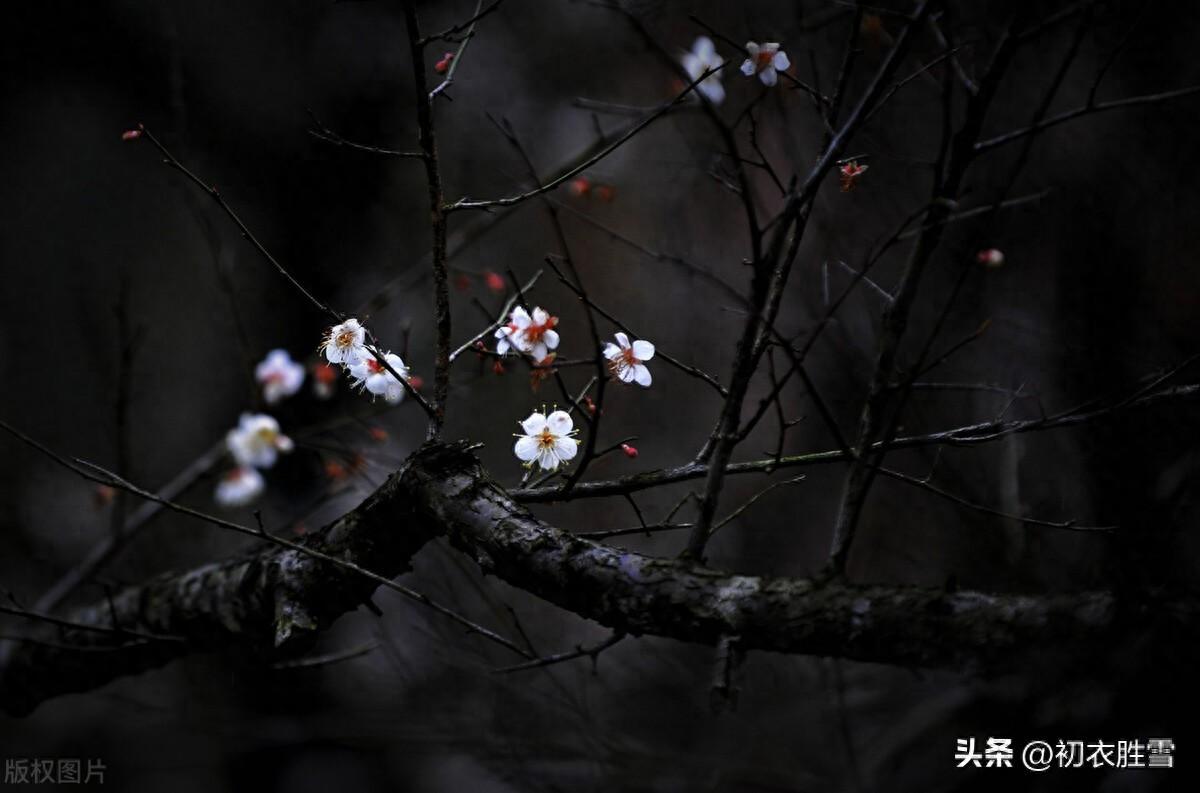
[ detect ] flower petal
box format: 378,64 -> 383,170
700,79 -> 725,105
365,374 -> 389,396
633,364 -> 652,387
631,340 -> 655,360
740,58 -> 756,77
511,307 -> 531,328
614,332 -> 630,349
521,412 -> 548,435
773,51 -> 790,71
514,435 -> 540,461
546,410 -> 573,435
532,307 -> 549,325
555,436 -> 578,461
543,329 -> 560,350
603,343 -> 622,360
760,67 -> 778,87
618,366 -> 636,383
695,36 -> 715,59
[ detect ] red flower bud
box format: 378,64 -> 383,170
484,270 -> 506,292
492,360 -> 506,375
569,176 -> 591,197
407,375 -> 424,390
121,129 -> 142,141
620,443 -> 638,458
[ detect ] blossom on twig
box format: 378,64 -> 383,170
322,318 -> 369,367
604,332 -> 655,387
226,413 -> 294,469
682,36 -> 725,104
254,349 -> 305,405
348,351 -> 409,405
514,409 -> 579,471
740,42 -> 790,87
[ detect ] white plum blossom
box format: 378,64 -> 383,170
348,351 -> 408,405
740,41 -> 791,86
322,318 -> 369,367
215,466 -> 265,507
682,36 -> 725,104
604,332 -> 656,387
513,409 -> 579,471
254,349 -> 305,405
226,413 -> 294,469
499,306 -> 560,361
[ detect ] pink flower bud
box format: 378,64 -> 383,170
620,443 -> 638,459
121,129 -> 142,141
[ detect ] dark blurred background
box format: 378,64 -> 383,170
3,0 -> 1200,790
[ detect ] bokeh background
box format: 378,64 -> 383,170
3,0 -> 1200,790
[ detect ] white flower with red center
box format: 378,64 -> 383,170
215,466 -> 265,507
740,41 -> 790,86
604,332 -> 656,387
226,413 -> 294,469
348,351 -> 408,405
513,409 -> 579,471
322,318 -> 369,367
682,36 -> 725,104
254,349 -> 306,405
508,306 -> 561,361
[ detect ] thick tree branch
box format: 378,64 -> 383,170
6,441 -> 1198,717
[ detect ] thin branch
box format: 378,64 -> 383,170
493,631 -> 625,674
975,85 -> 1200,153
445,64 -> 724,212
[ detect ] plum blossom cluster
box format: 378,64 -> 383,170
504,322 -> 656,468
216,413 -> 295,507
323,318 -> 410,406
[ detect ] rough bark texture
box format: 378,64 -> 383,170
3,441 -> 1196,716
0,467 -> 434,716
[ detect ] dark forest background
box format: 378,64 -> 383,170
3,1 -> 1200,791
